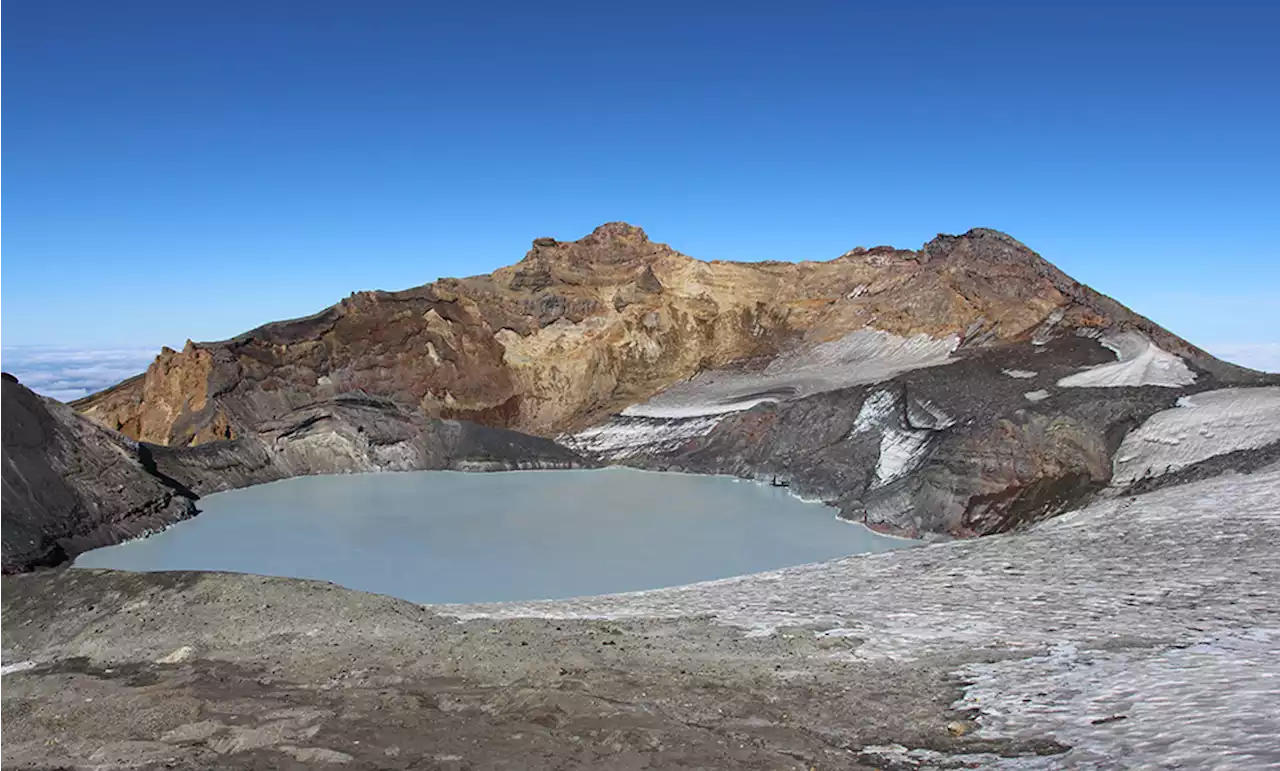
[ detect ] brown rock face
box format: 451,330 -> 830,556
74,225 -> 1245,449
1,375 -> 197,572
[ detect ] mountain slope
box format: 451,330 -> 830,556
1,374 -> 582,573
66,224 -> 1275,538
74,225 -> 1254,443
1,375 -> 197,572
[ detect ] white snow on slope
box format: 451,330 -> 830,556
623,329 -> 958,419
563,415 -> 726,460
852,389 -> 898,434
1,661 -> 37,676
954,630 -> 1280,770
573,329 -> 957,459
450,469 -> 1280,769
449,467 -> 1280,653
853,389 -> 948,487
1057,330 -> 1196,388
1112,387 -> 1280,486
1002,369 -> 1038,379
875,426 -> 932,486
1024,389 -> 1050,402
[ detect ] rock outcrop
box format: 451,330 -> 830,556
75,225 -> 1256,447
22,223 -> 1271,550
1,375 -> 196,572
1,375 -> 582,573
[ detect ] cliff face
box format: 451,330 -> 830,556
1,374 -> 583,573
1,375 -> 197,572
75,224 -> 1249,449
58,224 -> 1275,543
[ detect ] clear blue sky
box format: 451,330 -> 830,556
3,1 -> 1278,362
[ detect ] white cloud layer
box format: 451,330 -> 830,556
0,346 -> 158,402
1205,343 -> 1280,373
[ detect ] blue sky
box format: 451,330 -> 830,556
3,1 -> 1278,378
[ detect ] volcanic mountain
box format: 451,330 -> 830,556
6,223 -> 1278,571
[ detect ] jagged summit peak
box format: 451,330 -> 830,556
519,222 -> 665,275
923,227 -> 1029,251
527,222 -> 650,252
918,227 -> 1047,268
588,221 -> 648,240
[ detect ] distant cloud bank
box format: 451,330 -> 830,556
1,340 -> 1275,406
1205,343 -> 1280,374
0,346 -> 158,402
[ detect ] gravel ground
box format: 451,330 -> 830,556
4,469 -> 1278,770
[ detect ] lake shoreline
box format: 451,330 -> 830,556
74,466 -> 917,605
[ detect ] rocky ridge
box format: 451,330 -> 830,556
61,224 -> 1274,542
1,376 -> 580,572
1,375 -> 196,573
74,225 -> 1255,445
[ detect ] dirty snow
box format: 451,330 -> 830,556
156,646 -> 195,664
954,630 -> 1280,770
1111,386 -> 1280,486
874,426 -> 932,486
573,329 -> 957,459
562,414 -> 726,460
449,468 -> 1280,769
851,389 -> 945,487
1057,330 -> 1196,388
1,661 -> 37,676
852,389 -> 898,434
623,329 -> 958,419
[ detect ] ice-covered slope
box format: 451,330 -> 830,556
1112,387 -> 1280,486
1057,330 -> 1197,388
622,329 -> 959,418
448,466 -> 1280,768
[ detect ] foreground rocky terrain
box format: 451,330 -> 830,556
4,468 -> 1277,769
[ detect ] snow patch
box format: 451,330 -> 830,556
874,426 -> 931,486
623,329 -> 958,419
850,389 -> 946,486
1057,331 -> 1196,388
1,661 -> 37,676
1024,389 -> 1050,402
156,646 -> 195,664
1002,369 -> 1038,379
955,629 -> 1280,770
620,397 -> 774,419
565,415 -> 725,460
1111,387 -> 1280,486
852,390 -> 898,434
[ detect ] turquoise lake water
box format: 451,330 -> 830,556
74,467 -> 914,604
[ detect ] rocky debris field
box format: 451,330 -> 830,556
5,467 -> 1277,770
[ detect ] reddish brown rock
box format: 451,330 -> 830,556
72,225 -> 1252,448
